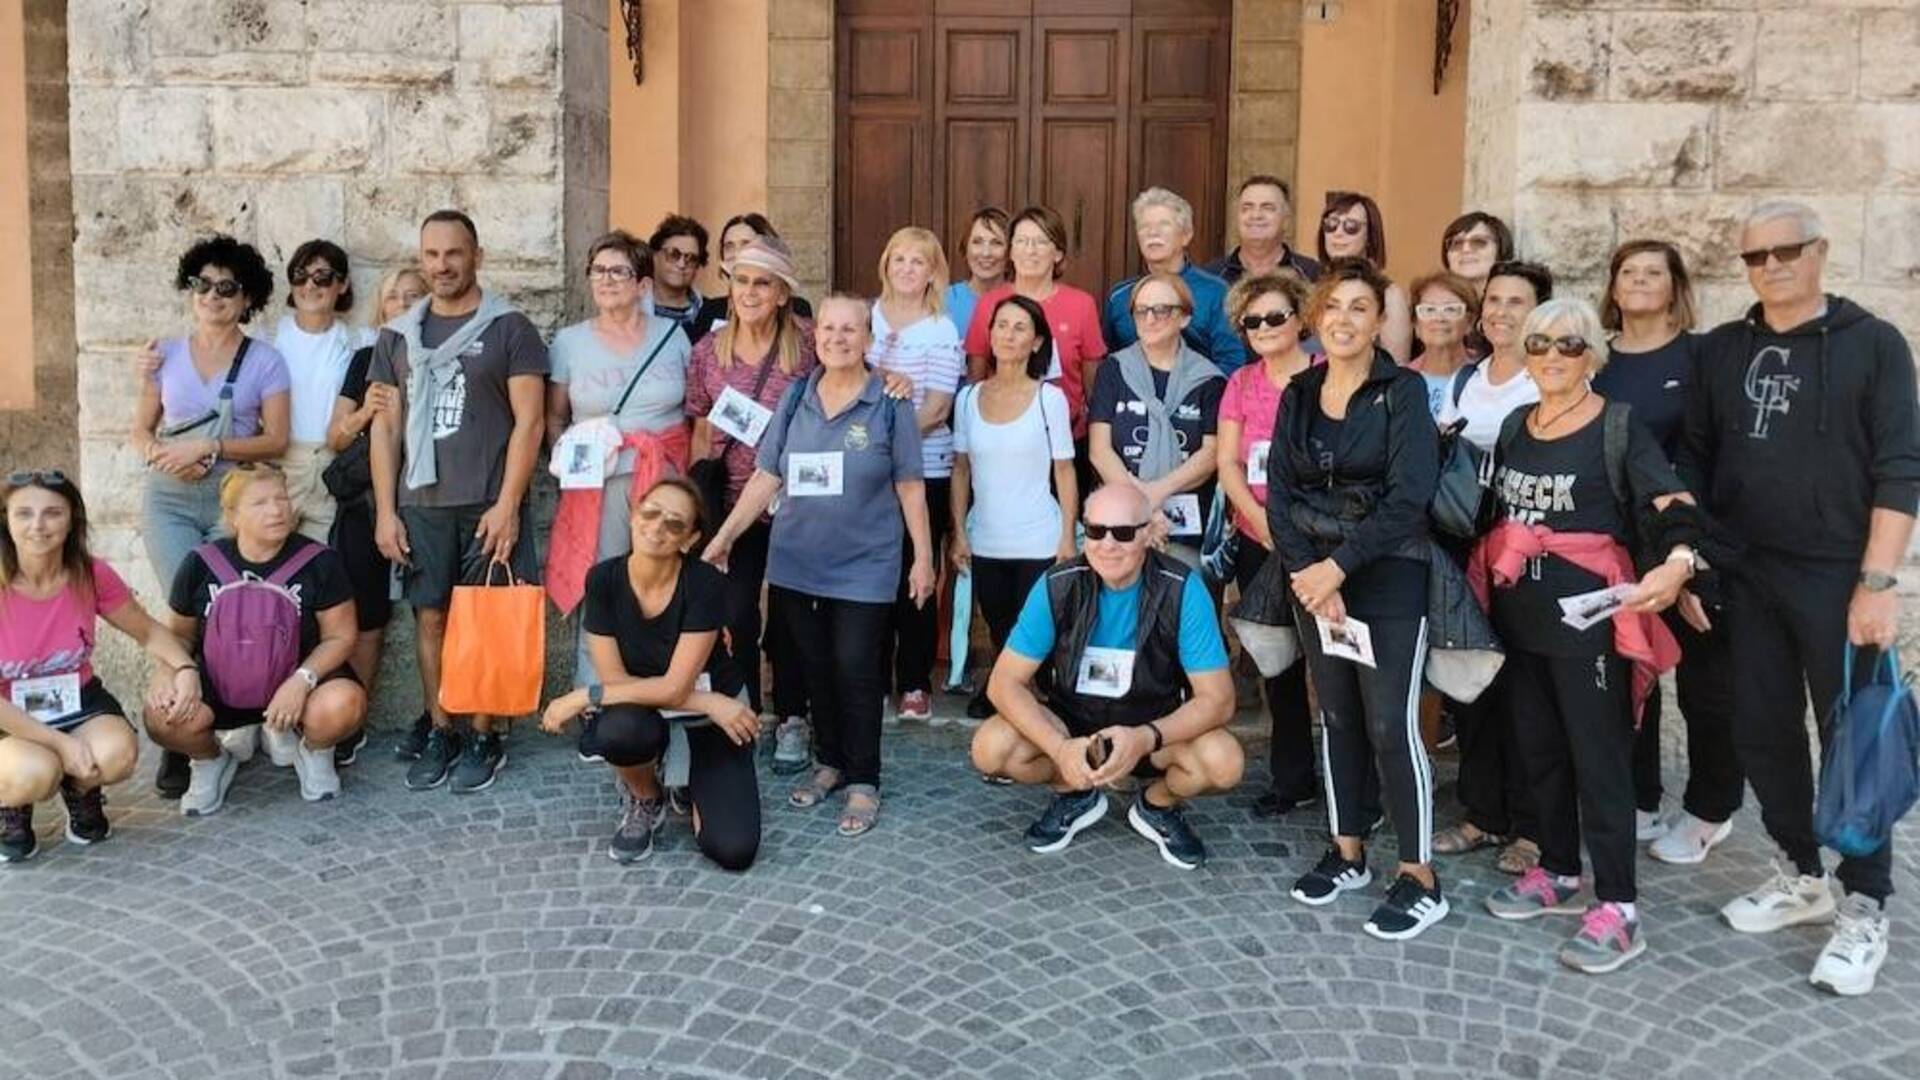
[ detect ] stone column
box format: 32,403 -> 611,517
66,0 -> 608,600
767,0 -> 833,300
1227,0 -> 1303,250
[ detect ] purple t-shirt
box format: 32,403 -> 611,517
153,336 -> 292,441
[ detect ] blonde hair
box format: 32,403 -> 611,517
876,227 -> 950,315
218,463 -> 287,522
373,265 -> 428,324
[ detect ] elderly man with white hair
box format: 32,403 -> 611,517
970,484 -> 1242,870
1678,199 -> 1920,997
1103,188 -> 1248,374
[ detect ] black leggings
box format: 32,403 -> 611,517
1298,606 -> 1433,866
889,477 -> 952,694
1234,545 -> 1315,800
972,556 -> 1053,656
588,704 -> 761,872
721,519 -> 809,719
777,586 -> 893,787
1632,608 -> 1743,821
1506,649 -> 1637,903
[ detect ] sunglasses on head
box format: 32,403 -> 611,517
1523,333 -> 1590,358
6,469 -> 67,487
1240,310 -> 1295,331
636,503 -> 693,537
289,267 -> 341,288
1322,216 -> 1365,237
1739,239 -> 1818,269
1083,521 -> 1146,543
187,276 -> 244,299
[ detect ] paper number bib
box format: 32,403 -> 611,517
1247,441 -> 1271,487
11,672 -> 81,723
786,452 -> 844,497
708,386 -> 773,447
1164,492 -> 1203,537
1075,646 -> 1136,698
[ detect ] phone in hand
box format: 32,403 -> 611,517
1085,733 -> 1111,770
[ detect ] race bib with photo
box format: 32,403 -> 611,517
786,452 -> 845,497
708,386 -> 774,447
12,672 -> 82,723
1247,441 -> 1271,487
550,419 -> 619,491
1164,492 -> 1203,537
1075,646 -> 1136,699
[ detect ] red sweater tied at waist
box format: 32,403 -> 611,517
544,423 -> 691,615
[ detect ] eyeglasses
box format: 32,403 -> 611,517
1010,234 -> 1055,250
1523,333 -> 1590,358
586,265 -> 638,282
1322,216 -> 1365,237
289,268 -> 341,288
658,248 -> 702,266
187,276 -> 244,299
1445,234 -> 1493,253
1415,302 -> 1468,319
1239,310 -> 1295,331
6,469 -> 66,486
1083,521 -> 1147,543
1739,239 -> 1819,269
1132,303 -> 1189,322
635,504 -> 692,536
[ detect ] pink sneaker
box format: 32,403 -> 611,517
897,691 -> 933,722
1559,902 -> 1646,974
1485,866 -> 1584,920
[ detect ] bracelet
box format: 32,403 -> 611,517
1147,722 -> 1165,754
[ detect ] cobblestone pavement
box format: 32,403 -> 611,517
3,704 -> 1918,1080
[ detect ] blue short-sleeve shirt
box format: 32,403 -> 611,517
758,370 -> 924,603
1005,567 -> 1227,674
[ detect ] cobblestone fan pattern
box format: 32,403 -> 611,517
3,714 -> 1918,1080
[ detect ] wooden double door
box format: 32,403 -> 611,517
834,0 -> 1232,300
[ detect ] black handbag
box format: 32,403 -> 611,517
322,437 -> 371,504
1430,417 -> 1491,540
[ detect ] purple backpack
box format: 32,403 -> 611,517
194,541 -> 324,709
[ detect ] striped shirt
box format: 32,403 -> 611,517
869,307 -> 966,479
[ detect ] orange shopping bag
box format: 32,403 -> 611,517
439,563 -> 546,716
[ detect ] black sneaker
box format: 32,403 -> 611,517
333,726 -> 369,767
0,805 -> 35,864
1025,790 -> 1108,853
1290,846 -> 1373,906
1253,788 -> 1322,818
155,749 -> 190,799
1125,790 -> 1206,870
1364,872 -> 1451,941
449,732 -> 506,794
577,709 -> 606,764
405,727 -> 461,791
609,794 -> 664,863
394,711 -> 433,761
59,780 -> 110,845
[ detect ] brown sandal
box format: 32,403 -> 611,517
788,766 -> 842,809
1432,822 -> 1504,856
1496,837 -> 1541,875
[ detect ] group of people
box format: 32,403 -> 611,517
0,178 -> 1912,998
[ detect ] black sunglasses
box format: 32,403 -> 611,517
1523,333 -> 1590,358
1239,310 -> 1295,331
6,469 -> 67,486
187,275 -> 244,299
289,268 -> 341,288
1322,216 -> 1365,237
1084,521 -> 1147,543
1738,239 -> 1818,269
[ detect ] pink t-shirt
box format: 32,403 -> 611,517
685,321 -> 819,506
1218,361 -> 1311,539
0,559 -> 132,698
963,284 -> 1108,438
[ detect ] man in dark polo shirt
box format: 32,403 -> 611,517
1208,175 -> 1321,286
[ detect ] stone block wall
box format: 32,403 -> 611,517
766,0 -> 834,301
1228,0 -> 1302,245
66,0 -> 608,602
1469,0 -> 1920,349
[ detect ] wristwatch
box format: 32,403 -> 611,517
1860,570 -> 1899,593
587,683 -> 605,710
295,666 -> 319,689
1665,546 -> 1701,576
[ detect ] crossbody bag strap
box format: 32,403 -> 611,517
711,345 -> 783,455
609,327 -> 679,417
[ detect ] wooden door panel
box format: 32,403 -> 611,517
1130,16 -> 1230,268
935,17 -> 1029,262
1038,26 -> 1124,106
838,15 -> 935,294
1034,118 -> 1122,299
944,120 -> 1022,249
843,117 -> 928,294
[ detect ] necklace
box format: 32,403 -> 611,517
1532,388 -> 1592,433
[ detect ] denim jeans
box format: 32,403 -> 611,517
142,470 -> 227,592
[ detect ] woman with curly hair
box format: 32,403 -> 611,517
132,234 -> 290,799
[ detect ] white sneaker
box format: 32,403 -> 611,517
290,737 -> 341,802
1810,893 -> 1890,997
260,724 -> 299,767
180,751 -> 237,817
1721,860 -> 1836,933
1636,808 -> 1668,842
215,724 -> 259,765
1648,812 -> 1733,865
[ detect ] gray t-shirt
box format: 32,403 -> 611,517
368,308 -> 550,509
550,317 -> 689,476
757,371 -> 923,604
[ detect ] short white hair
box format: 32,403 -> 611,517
1523,297 -> 1610,371
1746,199 -> 1823,242
1131,187 -> 1194,233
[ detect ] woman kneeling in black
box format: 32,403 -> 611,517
541,477 -> 761,869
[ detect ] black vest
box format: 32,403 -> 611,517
1043,551 -> 1192,729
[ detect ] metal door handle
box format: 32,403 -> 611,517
1073,198 -> 1085,252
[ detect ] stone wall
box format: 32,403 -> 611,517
67,0 -> 609,602
1228,0 -> 1302,245
1468,0 -> 1920,348
766,0 -> 833,300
